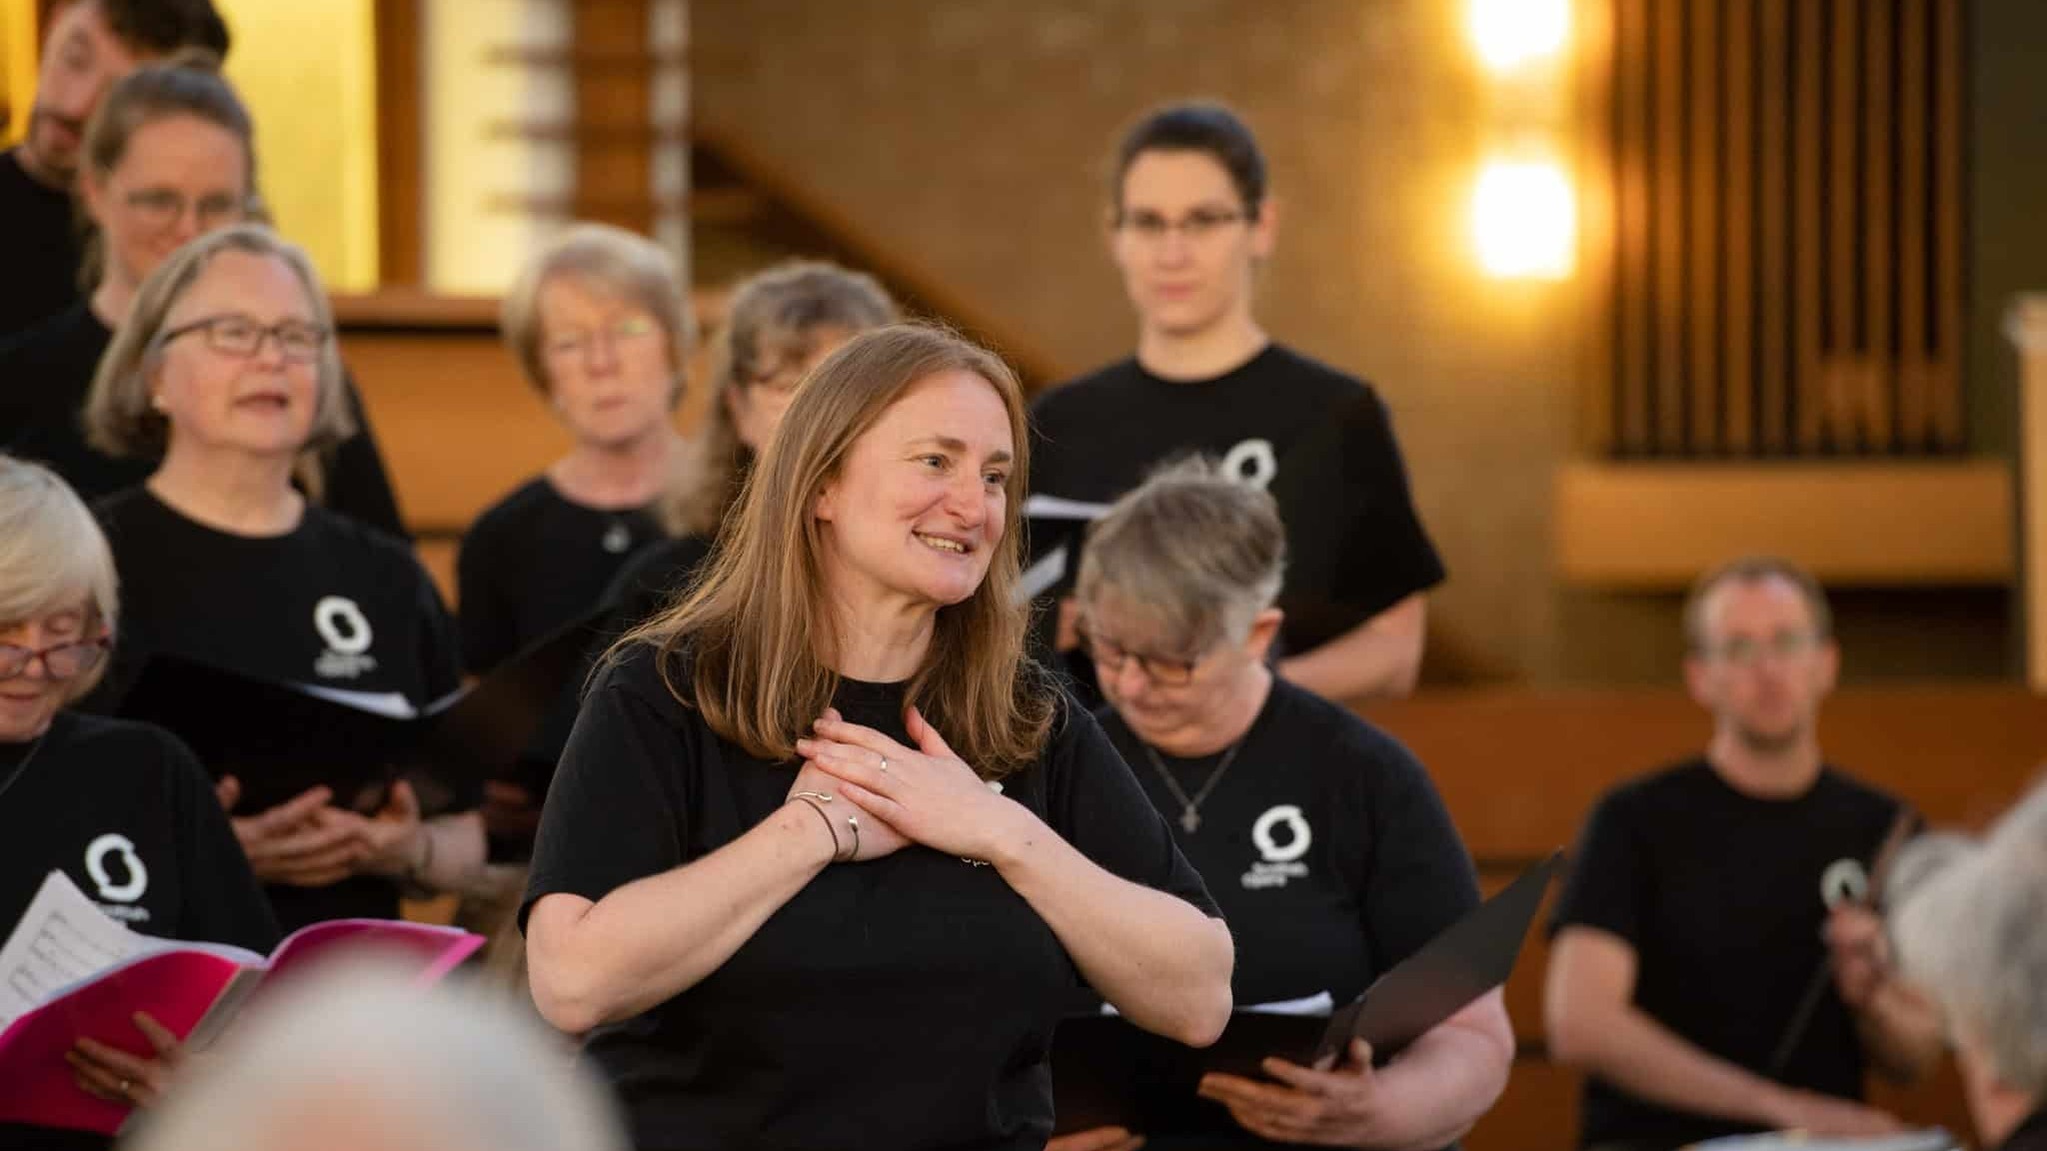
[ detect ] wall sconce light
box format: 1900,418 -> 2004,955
1470,0 -> 1571,71
1473,157 -> 1575,280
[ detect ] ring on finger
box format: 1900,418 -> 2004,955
118,1078 -> 132,1097
878,755 -> 889,773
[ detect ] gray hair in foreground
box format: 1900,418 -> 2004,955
124,958 -> 628,1151
1076,456 -> 1286,657
1887,779 -> 2047,1098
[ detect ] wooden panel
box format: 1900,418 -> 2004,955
1827,0 -> 1860,450
1615,0 -> 1654,454
1756,0 -> 1790,452
1723,0 -> 1755,455
1687,0 -> 1721,451
1932,0 -> 1966,447
414,536 -> 458,610
1861,0 -> 1895,450
1553,459 -> 2014,587
1466,1057 -> 1581,1151
1896,0 -> 1930,450
1794,0 -> 1827,450
372,0 -> 423,285
570,0 -> 654,233
1577,0 -> 1620,456
2015,296 -> 2047,692
1653,0 -> 1687,452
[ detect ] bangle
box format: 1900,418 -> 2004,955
789,795 -> 840,861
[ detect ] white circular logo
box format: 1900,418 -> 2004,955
1251,805 -> 1313,863
1220,438 -> 1278,490
1820,858 -> 1869,909
313,596 -> 374,655
85,833 -> 149,903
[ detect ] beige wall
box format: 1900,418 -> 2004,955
695,0 -> 1584,682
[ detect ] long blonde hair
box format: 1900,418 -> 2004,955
624,323 -> 1054,778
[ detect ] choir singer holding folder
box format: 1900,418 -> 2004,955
1056,460 -> 1512,1151
523,324 -> 1233,1151
79,225 -> 485,932
0,456 -> 277,1151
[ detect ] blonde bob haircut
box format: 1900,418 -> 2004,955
0,456 -> 120,700
500,223 -> 691,402
624,323 -> 1055,778
83,224 -> 356,495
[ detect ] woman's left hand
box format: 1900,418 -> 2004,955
1197,1039 -> 1389,1147
798,706 -> 1029,864
66,1011 -> 182,1109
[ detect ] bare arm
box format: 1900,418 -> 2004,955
1277,594 -> 1426,703
1545,927 -> 1902,1136
524,801 -> 835,1034
1826,906 -> 1945,1083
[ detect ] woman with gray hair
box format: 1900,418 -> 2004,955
1888,782 -> 2047,1151
80,224 -> 483,935
0,455 -> 276,1151
1062,458 -> 1512,1151
123,959 -> 628,1151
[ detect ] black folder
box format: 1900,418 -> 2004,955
1051,851 -> 1562,1135
116,610 -> 603,817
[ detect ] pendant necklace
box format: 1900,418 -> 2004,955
1139,737 -> 1245,833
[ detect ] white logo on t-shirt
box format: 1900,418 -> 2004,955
1220,438 -> 1278,490
1820,858 -> 1869,908
85,833 -> 149,912
1242,804 -> 1313,890
313,595 -> 378,679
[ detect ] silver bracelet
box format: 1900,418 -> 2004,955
789,795 -> 841,860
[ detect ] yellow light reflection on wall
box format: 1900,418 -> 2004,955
1470,0 -> 1571,71
1472,158 -> 1575,280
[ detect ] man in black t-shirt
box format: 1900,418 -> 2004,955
0,0 -> 228,339
1545,557 -> 1945,1151
1029,103 -> 1443,707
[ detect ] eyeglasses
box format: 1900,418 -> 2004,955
158,313 -> 330,364
1075,625 -> 1201,686
0,637 -> 109,680
122,188 -> 246,231
1114,207 -> 1249,243
545,316 -> 659,362
1697,630 -> 1824,667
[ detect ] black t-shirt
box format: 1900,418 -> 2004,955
1029,345 -> 1445,657
522,642 -> 1221,1151
1096,679 -> 1480,1148
456,476 -> 661,674
599,532 -> 716,635
1548,758 -> 1905,1150
0,302 -> 411,539
0,712 -> 278,1151
0,148 -> 80,341
91,486 -> 464,931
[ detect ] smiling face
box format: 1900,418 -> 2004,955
813,369 -> 1015,612
22,0 -> 142,184
0,602 -> 97,741
534,273 -> 678,450
150,250 -> 324,461
81,113 -> 250,294
1110,148 -> 1273,341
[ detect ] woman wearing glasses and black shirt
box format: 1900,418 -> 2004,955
79,225 -> 481,935
1028,102 -> 1443,706
0,455 -> 277,1151
0,56 -> 404,535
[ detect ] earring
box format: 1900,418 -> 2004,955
149,393 -> 168,412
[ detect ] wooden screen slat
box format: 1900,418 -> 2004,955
1580,0 -> 1621,455
1896,0 -> 1930,450
1861,0 -> 1895,450
1933,0 -> 1966,447
1757,0 -> 1791,452
570,0 -> 655,233
1723,0 -> 1756,455
1688,0 -> 1722,451
1654,0 -> 1688,452
1828,0 -> 1861,450
1616,0 -> 1654,453
1794,0 -> 1827,450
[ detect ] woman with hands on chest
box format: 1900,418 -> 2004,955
521,324 -> 1233,1151
1053,460 -> 1513,1151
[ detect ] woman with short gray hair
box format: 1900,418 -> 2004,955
1888,782 -> 2047,1151
0,455 -> 276,1150
1063,458 -> 1512,1150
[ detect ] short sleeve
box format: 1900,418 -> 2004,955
1549,787 -> 1647,945
1349,732 -> 1481,970
519,660 -> 690,931
162,731 -> 281,952
1042,702 -> 1221,920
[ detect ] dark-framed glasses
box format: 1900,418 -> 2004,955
1699,630 -> 1823,667
158,313 -> 331,364
1075,625 -> 1201,686
1115,207 -> 1248,243
0,637 -> 110,680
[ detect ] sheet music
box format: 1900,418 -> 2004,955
1022,494 -> 1114,522
296,683 -> 419,719
0,872 -> 144,1026
1098,990 -> 1333,1018
1018,542 -> 1070,601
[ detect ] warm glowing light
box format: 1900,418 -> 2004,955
1471,0 -> 1571,70
1473,159 -> 1576,280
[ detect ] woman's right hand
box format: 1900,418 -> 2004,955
786,762 -> 908,862
215,778 -> 368,886
1046,1126 -> 1145,1151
